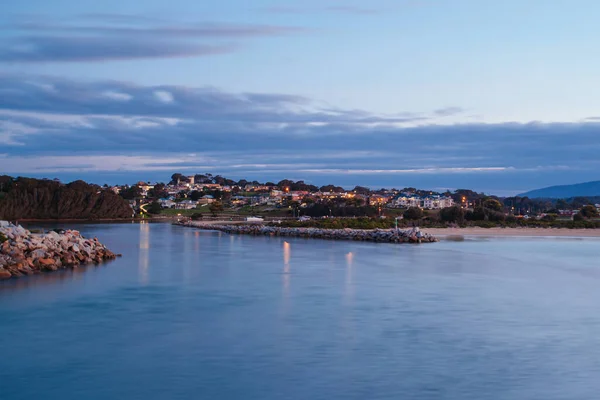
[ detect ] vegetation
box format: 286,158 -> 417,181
147,201 -> 162,215
439,206 -> 465,223
0,176 -> 133,220
580,205 -> 599,219
403,207 -> 424,220
209,201 -> 224,216
119,185 -> 142,200
275,216 -> 600,230
191,213 -> 204,221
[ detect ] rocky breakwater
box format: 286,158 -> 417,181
0,221 -> 120,280
179,222 -> 438,244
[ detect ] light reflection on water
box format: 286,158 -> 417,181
1,222 -> 600,400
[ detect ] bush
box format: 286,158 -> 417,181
439,206 -> 465,223
403,207 -> 424,220
0,232 -> 6,243
191,213 -> 204,221
580,205 -> 599,219
148,201 -> 162,215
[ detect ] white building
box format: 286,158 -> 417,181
174,200 -> 198,210
392,195 -> 454,209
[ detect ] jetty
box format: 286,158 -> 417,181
176,221 -> 438,244
0,221 -> 119,280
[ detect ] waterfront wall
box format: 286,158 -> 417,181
178,222 -> 438,244
0,221 -> 120,280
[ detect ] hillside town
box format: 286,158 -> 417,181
109,173 -> 600,222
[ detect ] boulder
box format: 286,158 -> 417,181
0,267 -> 11,280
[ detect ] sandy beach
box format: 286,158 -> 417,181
426,227 -> 600,238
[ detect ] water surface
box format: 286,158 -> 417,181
2,222 -> 600,400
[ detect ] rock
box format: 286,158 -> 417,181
0,267 -> 11,279
0,220 -> 119,279
38,258 -> 55,266
179,222 -> 438,244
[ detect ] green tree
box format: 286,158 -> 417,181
119,185 -> 142,200
483,198 -> 503,212
439,206 -> 465,223
147,183 -> 168,199
403,207 -> 424,220
189,190 -> 203,201
209,201 -> 224,216
352,186 -> 371,195
580,205 -> 599,219
573,212 -> 585,221
191,213 -> 203,221
148,201 -> 162,214
170,173 -> 185,185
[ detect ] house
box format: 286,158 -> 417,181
158,199 -> 176,208
391,194 -> 454,209
368,195 -> 387,206
197,195 -> 215,205
174,200 -> 198,210
392,195 -> 421,208
422,195 -> 454,209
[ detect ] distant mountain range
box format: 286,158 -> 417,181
518,180 -> 600,199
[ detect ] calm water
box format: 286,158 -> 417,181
2,223 -> 600,400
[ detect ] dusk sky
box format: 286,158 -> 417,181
2,0 -> 600,195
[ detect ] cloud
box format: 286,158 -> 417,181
12,21 -> 309,38
2,74 -> 600,193
0,15 -> 308,63
263,5 -> 379,14
434,107 -> 465,117
103,91 -> 133,101
0,36 -> 235,62
154,91 -> 174,103
0,74 -> 426,125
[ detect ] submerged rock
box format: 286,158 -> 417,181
0,221 -> 118,280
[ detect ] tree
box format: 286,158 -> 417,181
483,198 -> 503,212
320,184 -> 345,193
170,173 -> 185,185
439,206 -> 465,223
556,199 -> 569,210
403,207 -> 423,220
573,212 -> 585,222
147,201 -> 162,214
191,213 -> 203,221
119,185 -> 142,200
189,190 -> 203,201
147,183 -> 168,200
580,205 -> 599,219
352,186 -> 371,195
209,201 -> 224,216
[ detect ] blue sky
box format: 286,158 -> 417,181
2,0 -> 600,195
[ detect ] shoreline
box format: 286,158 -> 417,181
13,219 -> 600,238
426,227 -> 600,238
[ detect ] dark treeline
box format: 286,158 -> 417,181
0,176 -> 133,220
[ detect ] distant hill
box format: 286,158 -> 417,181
0,176 -> 133,220
518,181 -> 600,199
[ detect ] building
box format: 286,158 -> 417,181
391,194 -> 454,209
197,195 -> 215,205
158,198 -> 176,208
174,200 -> 198,210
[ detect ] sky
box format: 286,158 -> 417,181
2,0 -> 600,195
